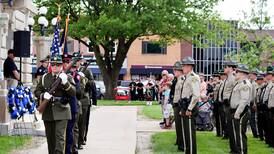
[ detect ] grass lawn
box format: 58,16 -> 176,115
97,100 -> 158,106
152,131 -> 274,154
0,136 -> 31,154
142,104 -> 162,120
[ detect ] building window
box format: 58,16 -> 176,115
142,41 -> 167,54
192,21 -> 239,77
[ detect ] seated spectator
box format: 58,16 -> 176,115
196,94 -> 212,131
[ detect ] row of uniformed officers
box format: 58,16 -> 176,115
170,57 -> 274,154
34,53 -> 95,154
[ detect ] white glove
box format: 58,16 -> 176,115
59,73 -> 68,85
43,92 -> 52,100
234,113 -> 240,120
78,72 -> 85,77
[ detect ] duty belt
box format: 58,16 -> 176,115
230,106 -> 249,113
51,97 -> 62,102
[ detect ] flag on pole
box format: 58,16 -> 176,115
48,20 -> 61,73
50,24 -> 61,56
60,14 -> 70,56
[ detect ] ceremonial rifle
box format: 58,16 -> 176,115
37,53 -> 81,113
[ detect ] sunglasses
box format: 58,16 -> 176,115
51,63 -> 62,67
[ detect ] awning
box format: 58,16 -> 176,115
89,68 -> 127,75
130,65 -> 173,75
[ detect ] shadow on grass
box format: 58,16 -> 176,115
152,131 -> 274,154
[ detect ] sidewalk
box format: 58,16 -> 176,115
27,106 -> 137,154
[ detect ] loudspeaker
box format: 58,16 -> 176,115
14,31 -> 30,57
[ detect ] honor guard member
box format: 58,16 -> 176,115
73,53 -> 93,149
179,57 -> 200,154
80,61 -> 94,143
255,74 -> 266,141
249,70 -> 259,138
35,58 -> 48,81
262,66 -> 273,146
229,64 -> 251,154
212,71 -> 222,137
267,67 -> 274,147
79,57 -> 94,145
172,61 -> 185,151
62,54 -> 80,154
35,55 -> 76,154
222,60 -> 237,140
70,58 -> 86,154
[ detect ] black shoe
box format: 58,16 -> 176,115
78,145 -> 83,150
159,121 -> 165,125
222,136 -> 228,140
178,146 -> 184,152
82,141 -> 86,145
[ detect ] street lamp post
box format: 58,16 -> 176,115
37,6 -> 48,36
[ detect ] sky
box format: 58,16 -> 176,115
215,0 -> 274,28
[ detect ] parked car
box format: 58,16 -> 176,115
114,87 -> 130,101
96,87 -> 104,100
95,81 -> 106,94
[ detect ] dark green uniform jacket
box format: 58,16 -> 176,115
35,73 -> 76,121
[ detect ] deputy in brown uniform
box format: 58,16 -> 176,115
172,61 -> 185,151
179,57 -> 200,154
262,66 -> 274,147
35,55 -> 76,154
229,64 -> 252,154
222,60 -> 237,143
267,66 -> 274,147
212,71 -> 222,137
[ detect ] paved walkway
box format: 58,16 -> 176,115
26,106 -> 137,154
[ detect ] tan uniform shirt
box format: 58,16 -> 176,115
268,82 -> 274,108
262,81 -> 273,103
173,75 -> 184,103
223,73 -> 236,101
218,80 -> 225,102
250,80 -> 258,103
256,83 -> 265,104
230,79 -> 252,117
213,81 -> 221,101
180,71 -> 200,111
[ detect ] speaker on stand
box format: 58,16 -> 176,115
13,31 -> 31,84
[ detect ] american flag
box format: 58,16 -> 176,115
50,24 -> 61,56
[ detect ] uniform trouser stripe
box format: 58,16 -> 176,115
189,118 -> 192,154
232,119 -> 237,144
181,118 -> 186,149
219,115 -> 222,134
239,113 -> 247,154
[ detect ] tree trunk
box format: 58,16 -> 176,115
87,37 -> 136,99
102,69 -> 120,99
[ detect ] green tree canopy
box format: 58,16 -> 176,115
34,0 -> 225,98
231,0 -> 274,70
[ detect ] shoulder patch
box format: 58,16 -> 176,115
190,73 -> 194,76
192,76 -> 199,83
